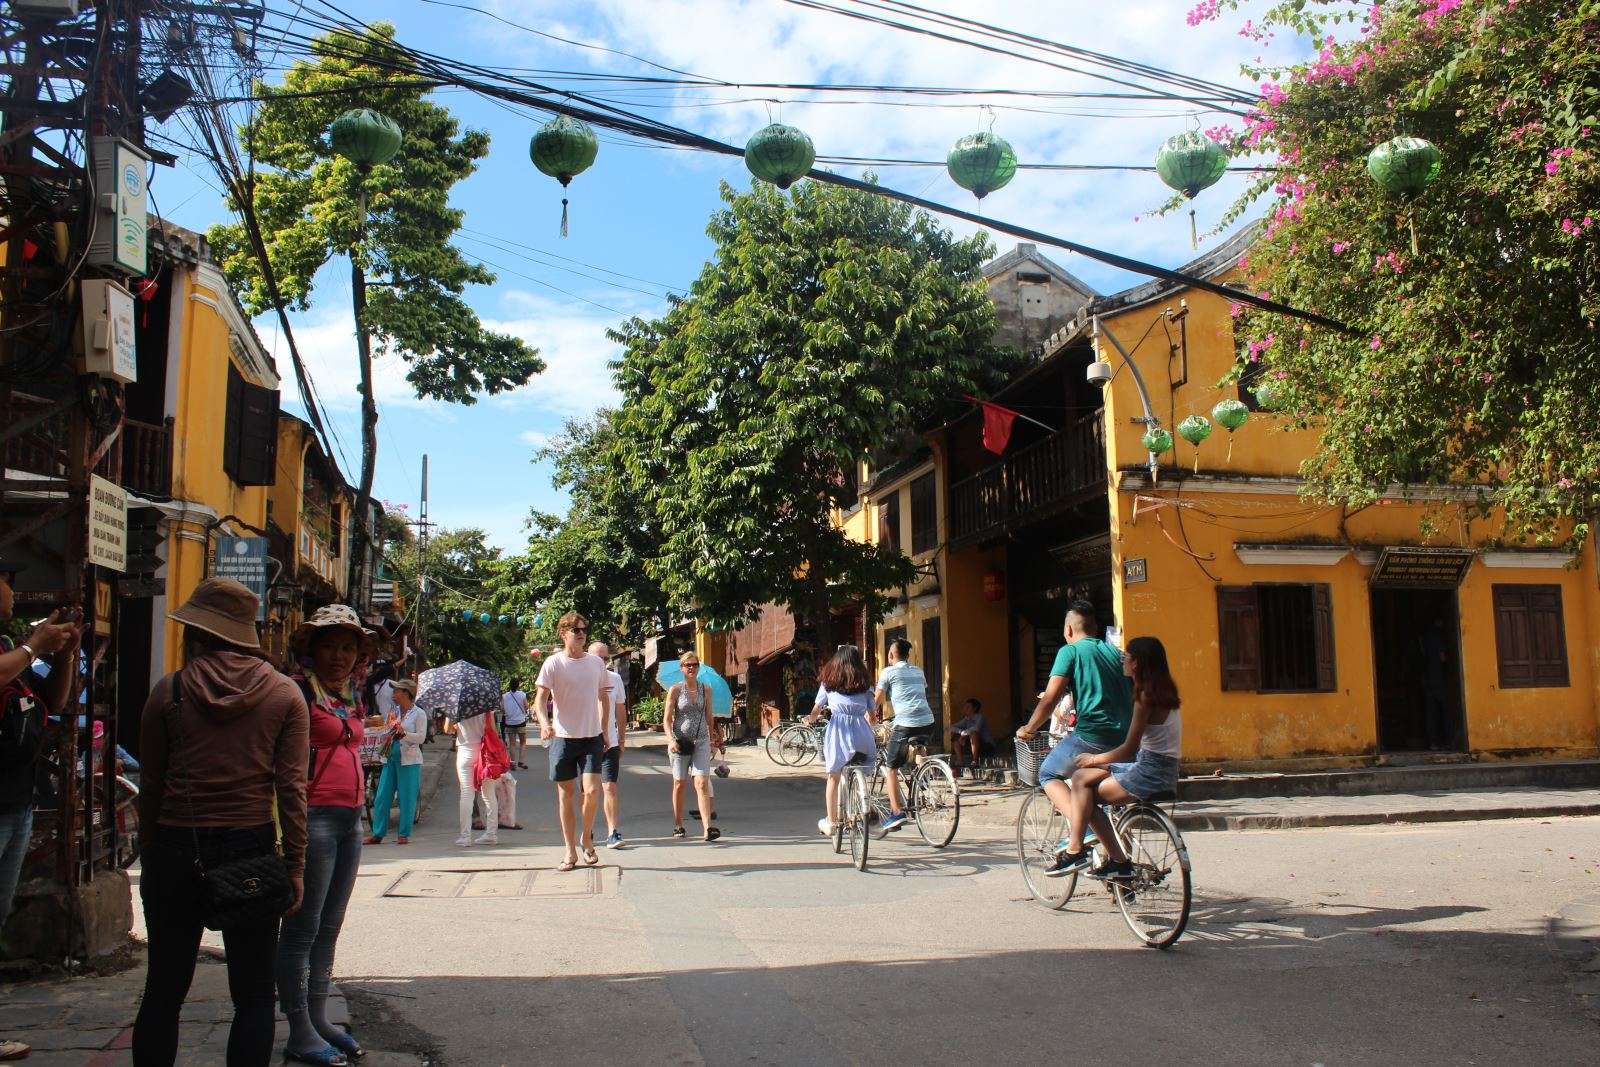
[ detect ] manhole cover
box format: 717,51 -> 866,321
382,867 -> 607,898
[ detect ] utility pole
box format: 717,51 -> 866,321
414,453 -> 433,672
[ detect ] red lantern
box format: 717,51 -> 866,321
983,570 -> 1005,602
132,276 -> 159,326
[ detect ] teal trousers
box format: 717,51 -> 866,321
371,749 -> 420,838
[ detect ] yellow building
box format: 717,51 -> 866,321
264,414 -> 353,661
115,224 -> 281,710
850,231 -> 1600,768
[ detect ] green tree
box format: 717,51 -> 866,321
609,180 -> 1012,655
490,411 -> 677,657
386,526 -> 524,682
208,23 -> 543,591
1197,0 -> 1599,541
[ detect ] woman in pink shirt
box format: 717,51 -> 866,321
276,605 -> 373,1066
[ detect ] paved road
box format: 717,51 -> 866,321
331,735 -> 1600,1066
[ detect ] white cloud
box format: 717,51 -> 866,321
519,429 -> 554,448
483,0 -> 1286,290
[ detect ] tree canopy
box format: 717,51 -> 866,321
1202,0 -> 1599,541
207,22 -> 542,403
385,526 -> 525,683
608,179 -> 1013,636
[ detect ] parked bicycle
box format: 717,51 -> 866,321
770,720 -> 826,767
1013,734 -> 1192,948
861,727 -> 960,848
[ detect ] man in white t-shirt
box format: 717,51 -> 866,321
500,682 -> 530,770
589,641 -> 628,848
534,612 -> 612,870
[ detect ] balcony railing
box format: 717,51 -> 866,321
2,393 -> 171,497
949,410 -> 1107,544
113,417 -> 173,498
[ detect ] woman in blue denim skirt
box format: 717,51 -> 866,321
276,605 -> 374,1066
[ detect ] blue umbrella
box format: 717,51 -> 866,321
656,659 -> 732,716
415,659 -> 502,721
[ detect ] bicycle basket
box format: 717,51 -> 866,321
1014,734 -> 1054,788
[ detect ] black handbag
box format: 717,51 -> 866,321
167,672 -> 294,931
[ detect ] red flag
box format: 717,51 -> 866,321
968,395 -> 1020,455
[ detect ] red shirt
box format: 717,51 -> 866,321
298,676 -> 365,809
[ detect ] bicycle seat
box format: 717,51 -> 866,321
1145,789 -> 1177,803
846,752 -> 873,766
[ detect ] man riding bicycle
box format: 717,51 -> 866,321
873,637 -> 935,833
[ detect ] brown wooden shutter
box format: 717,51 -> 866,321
223,361 -> 245,483
1527,585 -> 1570,687
1311,583 -> 1336,692
1217,586 -> 1261,691
236,380 -> 279,487
1493,584 -> 1534,688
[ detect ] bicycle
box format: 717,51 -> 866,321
775,721 -> 825,767
830,754 -> 872,871
861,728 -> 960,848
1013,735 -> 1193,948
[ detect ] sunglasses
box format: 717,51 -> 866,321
569,627 -> 589,636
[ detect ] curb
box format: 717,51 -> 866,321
1175,800 -> 1600,831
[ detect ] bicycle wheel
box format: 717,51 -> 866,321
778,725 -> 811,766
766,725 -> 789,764
911,759 -> 960,849
1110,805 -> 1192,948
1016,789 -> 1074,910
846,769 -> 870,871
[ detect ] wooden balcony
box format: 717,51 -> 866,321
949,410 -> 1107,545
2,392 -> 171,497
111,418 -> 173,498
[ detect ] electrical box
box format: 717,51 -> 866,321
79,279 -> 138,384
87,136 -> 149,276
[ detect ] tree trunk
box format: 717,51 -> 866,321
350,186 -> 377,612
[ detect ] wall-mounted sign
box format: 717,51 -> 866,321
87,474 -> 127,572
95,580 -> 113,636
214,535 -> 269,621
1122,557 -> 1148,585
1370,547 -> 1474,587
80,279 -> 137,383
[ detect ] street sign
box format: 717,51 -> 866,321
1370,547 -> 1474,587
214,534 -> 268,620
87,474 -> 127,572
1122,557 -> 1148,584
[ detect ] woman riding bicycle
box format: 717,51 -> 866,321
804,645 -> 877,837
1047,635 -> 1181,880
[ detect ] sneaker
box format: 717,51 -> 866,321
1091,857 -> 1135,881
473,832 -> 498,846
817,817 -> 836,836
1045,849 -> 1093,877
454,834 -> 473,847
881,811 -> 908,832
605,830 -> 624,849
1050,829 -> 1098,854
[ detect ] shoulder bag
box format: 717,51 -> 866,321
166,672 -> 294,931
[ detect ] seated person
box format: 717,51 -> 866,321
949,698 -> 991,765
1048,636 -> 1181,880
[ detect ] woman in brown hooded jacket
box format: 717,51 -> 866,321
132,579 -> 309,1067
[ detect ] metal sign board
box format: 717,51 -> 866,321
1122,558 -> 1148,585
214,535 -> 269,620
1370,547 -> 1474,587
87,474 -> 127,572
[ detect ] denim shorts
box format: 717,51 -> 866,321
670,736 -> 711,780
1110,750 -> 1181,801
1038,732 -> 1112,784
549,735 -> 605,782
600,745 -> 622,784
885,725 -> 933,769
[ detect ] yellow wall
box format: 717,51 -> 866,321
943,541 -> 1012,738
1100,275 -> 1600,764
159,264 -> 274,672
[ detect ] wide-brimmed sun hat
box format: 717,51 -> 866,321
169,578 -> 261,649
290,603 -> 377,657
390,678 -> 417,696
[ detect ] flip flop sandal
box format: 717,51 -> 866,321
671,825 -> 687,837
583,847 -> 600,866
557,858 -> 577,872
704,827 -> 722,842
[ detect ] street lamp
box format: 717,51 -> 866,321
1088,314 -> 1165,479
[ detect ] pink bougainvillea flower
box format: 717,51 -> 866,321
1370,335 -> 1383,350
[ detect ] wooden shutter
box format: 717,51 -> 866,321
921,616 -> 944,720
223,361 -> 245,483
236,380 -> 279,487
1497,584 -> 1569,688
1311,583 -> 1336,692
1217,586 -> 1261,691
880,493 -> 902,551
910,472 -> 937,554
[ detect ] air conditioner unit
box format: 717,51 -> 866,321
13,1 -> 81,19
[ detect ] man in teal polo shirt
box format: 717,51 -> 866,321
1016,600 -> 1132,833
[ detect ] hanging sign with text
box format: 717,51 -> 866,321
87,474 -> 127,572
1370,547 -> 1474,587
214,535 -> 269,621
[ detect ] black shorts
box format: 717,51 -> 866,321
548,735 -> 605,782
600,745 -> 622,784
886,725 -> 934,769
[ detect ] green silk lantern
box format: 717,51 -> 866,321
330,108 -> 402,168
516,616 -> 526,627
1141,426 -> 1174,454
498,614 -> 511,625
947,132 -> 1018,199
1367,135 -> 1441,253
744,123 -> 815,190
1177,414 -> 1213,473
1156,130 -> 1228,246
1252,378 -> 1285,412
460,609 -> 474,622
531,115 -> 600,237
478,612 -> 491,624
1211,398 -> 1250,461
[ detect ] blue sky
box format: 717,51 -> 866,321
152,1 -> 1281,551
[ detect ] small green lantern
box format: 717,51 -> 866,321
1367,135 -> 1441,253
498,614 -> 511,625
947,132 -> 1018,199
1177,414 -> 1213,473
516,615 -> 526,627
1156,131 -> 1227,247
1141,426 -> 1174,454
460,609 -> 474,622
744,123 -> 815,189
1212,398 -> 1250,461
531,115 -> 600,236
478,612 -> 491,624
330,108 -> 402,168
1252,378 -> 1285,412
